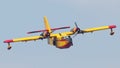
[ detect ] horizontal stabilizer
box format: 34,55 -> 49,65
27,26 -> 70,34
27,30 -> 48,34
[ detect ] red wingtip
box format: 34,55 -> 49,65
109,25 -> 116,29
4,39 -> 13,43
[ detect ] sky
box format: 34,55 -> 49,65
0,0 -> 120,68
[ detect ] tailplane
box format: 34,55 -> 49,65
27,16 -> 70,34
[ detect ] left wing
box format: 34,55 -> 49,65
82,25 -> 116,33
49,25 -> 116,38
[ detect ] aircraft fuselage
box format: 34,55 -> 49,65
48,36 -> 73,49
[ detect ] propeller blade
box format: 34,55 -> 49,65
73,32 -> 78,38
75,22 -> 78,27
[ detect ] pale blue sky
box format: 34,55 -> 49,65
0,0 -> 120,68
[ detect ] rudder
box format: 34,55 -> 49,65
44,16 -> 52,33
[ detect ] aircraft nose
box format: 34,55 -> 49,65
4,39 -> 13,43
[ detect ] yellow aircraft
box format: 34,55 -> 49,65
4,16 -> 116,50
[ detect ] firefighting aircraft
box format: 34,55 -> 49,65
4,16 -> 116,50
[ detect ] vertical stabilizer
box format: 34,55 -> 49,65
44,16 -> 52,33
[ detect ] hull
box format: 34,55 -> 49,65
56,39 -> 72,49
48,37 -> 73,49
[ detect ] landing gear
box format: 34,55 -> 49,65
7,43 -> 12,50
68,36 -> 73,45
110,29 -> 114,35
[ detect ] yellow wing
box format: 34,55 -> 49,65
4,35 -> 43,43
83,25 -> 116,33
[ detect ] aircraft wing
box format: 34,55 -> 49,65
4,35 -> 44,43
82,25 -> 116,33
47,25 -> 116,38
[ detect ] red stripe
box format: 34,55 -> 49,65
51,26 -> 70,30
27,30 -> 48,34
109,25 -> 116,29
27,26 -> 70,34
4,39 -> 13,43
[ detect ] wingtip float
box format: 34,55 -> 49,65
109,25 -> 116,35
3,16 -> 117,50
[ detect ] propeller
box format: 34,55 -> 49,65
75,22 -> 81,33
73,22 -> 84,38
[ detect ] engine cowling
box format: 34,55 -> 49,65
70,27 -> 78,33
41,32 -> 50,38
70,27 -> 81,33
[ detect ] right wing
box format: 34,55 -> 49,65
4,35 -> 44,43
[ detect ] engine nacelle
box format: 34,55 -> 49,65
70,27 -> 79,33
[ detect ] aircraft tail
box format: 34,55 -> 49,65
27,16 -> 70,34
44,16 -> 52,33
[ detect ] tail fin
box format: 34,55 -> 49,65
44,16 -> 52,33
